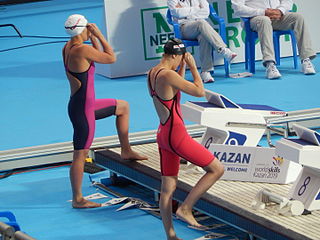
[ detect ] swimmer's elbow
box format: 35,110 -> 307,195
195,89 -> 205,97
190,86 -> 205,97
107,54 -> 116,64
193,91 -> 205,97
110,54 -> 117,63
101,52 -> 116,64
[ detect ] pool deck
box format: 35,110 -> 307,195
95,140 -> 320,240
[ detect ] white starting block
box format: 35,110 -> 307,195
181,90 -> 306,184
276,124 -> 320,211
182,90 -> 286,147
276,124 -> 320,169
182,90 -> 320,147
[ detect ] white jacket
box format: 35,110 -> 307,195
231,0 -> 293,18
167,0 -> 210,24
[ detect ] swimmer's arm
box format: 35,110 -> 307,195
90,35 -> 100,50
188,64 -> 205,97
165,70 -> 205,97
84,23 -> 116,64
80,44 -> 116,64
175,52 -> 205,97
177,59 -> 186,78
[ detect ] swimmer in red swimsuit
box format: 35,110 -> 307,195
147,38 -> 224,240
63,14 -> 147,209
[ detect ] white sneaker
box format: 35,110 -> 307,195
266,64 -> 282,79
301,58 -> 316,75
220,48 -> 237,62
200,72 -> 214,83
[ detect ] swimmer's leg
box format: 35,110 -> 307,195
171,130 -> 224,226
160,176 -> 182,240
115,100 -> 147,160
70,149 -> 101,208
169,125 -> 224,227
159,148 -> 182,240
176,159 -> 224,227
69,103 -> 100,208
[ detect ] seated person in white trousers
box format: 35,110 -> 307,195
232,0 -> 316,79
168,0 -> 237,83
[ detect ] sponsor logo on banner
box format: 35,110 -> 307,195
214,151 -> 251,164
140,7 -> 174,60
139,3 -> 298,63
214,150 -> 251,173
252,155 -> 282,180
225,131 -> 247,145
273,156 -> 284,166
214,144 -> 284,179
212,143 -> 294,183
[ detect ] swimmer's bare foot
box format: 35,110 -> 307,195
72,198 -> 101,208
166,228 -> 182,240
121,149 -> 148,161
176,206 -> 203,228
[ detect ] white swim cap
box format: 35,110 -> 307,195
65,14 -> 88,37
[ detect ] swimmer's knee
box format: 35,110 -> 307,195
117,99 -> 129,108
204,158 -> 224,176
73,149 -> 89,161
161,176 -> 177,195
161,184 -> 176,196
116,100 -> 129,115
216,160 -> 225,177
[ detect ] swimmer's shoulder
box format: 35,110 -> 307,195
67,43 -> 93,56
159,68 -> 181,82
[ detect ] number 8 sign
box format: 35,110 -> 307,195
289,166 -> 320,211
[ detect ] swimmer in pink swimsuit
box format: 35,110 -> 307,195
63,14 -> 147,209
148,38 -> 224,240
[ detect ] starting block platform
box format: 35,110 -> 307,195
276,124 -> 320,169
276,124 -> 320,211
95,142 -> 320,240
182,90 -> 320,147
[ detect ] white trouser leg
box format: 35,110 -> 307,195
181,19 -> 226,72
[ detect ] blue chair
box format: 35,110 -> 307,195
166,5 -> 230,77
0,211 -> 21,231
242,17 -> 298,73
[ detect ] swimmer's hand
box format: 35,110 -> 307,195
184,52 -> 203,90
89,35 -> 98,44
179,56 -> 186,69
87,23 -> 104,39
184,52 -> 197,69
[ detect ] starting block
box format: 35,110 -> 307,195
182,90 -> 286,147
276,124 -> 320,211
181,90 -> 305,184
276,124 -> 320,169
182,90 -> 320,147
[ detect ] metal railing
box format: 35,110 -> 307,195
0,222 -> 36,240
